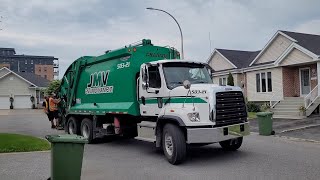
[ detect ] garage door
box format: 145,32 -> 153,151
14,95 -> 32,109
0,96 -> 10,109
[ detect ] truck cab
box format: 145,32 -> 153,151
137,60 -> 250,164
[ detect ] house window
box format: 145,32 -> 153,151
31,60 -> 33,64
267,72 -> 272,92
25,60 -> 27,64
44,67 -> 47,72
256,72 -> 272,92
219,77 -> 227,86
44,75 -> 47,79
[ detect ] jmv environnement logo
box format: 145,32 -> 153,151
85,70 -> 113,95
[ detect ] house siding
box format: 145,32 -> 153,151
247,67 -> 283,101
0,74 -> 35,96
280,48 -> 314,66
254,35 -> 293,65
209,53 -> 235,71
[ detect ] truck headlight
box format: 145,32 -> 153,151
187,112 -> 200,122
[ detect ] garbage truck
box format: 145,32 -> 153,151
58,39 -> 250,164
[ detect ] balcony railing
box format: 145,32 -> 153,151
304,85 -> 318,109
270,93 -> 281,108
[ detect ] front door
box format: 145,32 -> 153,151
300,68 -> 311,96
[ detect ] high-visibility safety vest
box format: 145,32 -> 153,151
43,100 -> 49,114
49,97 -> 58,111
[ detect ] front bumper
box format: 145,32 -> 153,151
186,122 -> 250,143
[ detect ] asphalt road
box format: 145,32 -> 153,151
1,110 -> 320,180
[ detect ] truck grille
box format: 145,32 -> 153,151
215,91 -> 247,126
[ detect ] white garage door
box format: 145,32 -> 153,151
0,96 -> 10,109
14,95 -> 32,109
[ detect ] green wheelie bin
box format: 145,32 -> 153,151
46,134 -> 88,180
256,112 -> 274,136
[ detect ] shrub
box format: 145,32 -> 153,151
227,72 -> 234,86
247,102 -> 261,112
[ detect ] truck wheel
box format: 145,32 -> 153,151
219,137 -> 243,151
162,124 -> 186,165
81,118 -> 93,143
67,117 -> 79,135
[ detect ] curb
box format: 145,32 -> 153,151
280,124 -> 320,133
275,135 -> 320,144
250,131 -> 320,144
0,150 -> 50,156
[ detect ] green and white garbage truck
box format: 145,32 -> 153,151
58,39 -> 250,164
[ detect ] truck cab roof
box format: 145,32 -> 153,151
148,59 -> 207,66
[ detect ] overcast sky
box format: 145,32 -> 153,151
0,0 -> 320,77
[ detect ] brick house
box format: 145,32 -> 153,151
208,30 -> 320,119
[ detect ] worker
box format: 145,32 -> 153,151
43,96 -> 55,128
49,93 -> 61,129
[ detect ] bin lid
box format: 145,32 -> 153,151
45,134 -> 88,143
256,111 -> 274,117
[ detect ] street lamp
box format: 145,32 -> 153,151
146,7 -> 184,59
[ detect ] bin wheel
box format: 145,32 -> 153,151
162,124 -> 186,165
81,118 -> 93,143
219,137 -> 243,151
67,117 -> 79,135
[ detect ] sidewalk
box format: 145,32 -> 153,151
249,115 -> 320,141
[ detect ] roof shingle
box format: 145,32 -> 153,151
15,72 -> 50,87
216,49 -> 260,69
281,30 -> 320,55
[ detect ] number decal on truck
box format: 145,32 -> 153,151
85,70 -> 113,95
117,62 -> 130,69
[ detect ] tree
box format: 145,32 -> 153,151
44,80 -> 61,95
227,72 -> 234,86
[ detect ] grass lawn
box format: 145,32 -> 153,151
0,133 -> 50,153
248,112 -> 257,119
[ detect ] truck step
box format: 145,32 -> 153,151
137,121 -> 156,142
135,137 -> 156,143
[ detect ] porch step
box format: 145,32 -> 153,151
272,111 -> 301,116
271,108 -> 300,112
274,104 -> 302,109
284,97 -> 304,100
277,101 -> 304,105
272,115 -> 306,119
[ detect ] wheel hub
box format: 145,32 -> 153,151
165,133 -> 173,156
68,122 -> 75,134
82,124 -> 89,138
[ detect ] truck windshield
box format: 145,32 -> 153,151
162,62 -> 212,89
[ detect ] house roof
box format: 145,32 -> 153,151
0,67 -> 49,87
16,72 -> 50,87
281,30 -> 320,55
216,49 -> 260,69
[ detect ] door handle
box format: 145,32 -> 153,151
141,96 -> 146,105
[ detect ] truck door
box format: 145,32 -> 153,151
139,64 -> 164,116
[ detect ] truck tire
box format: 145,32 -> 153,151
162,124 -> 186,165
81,118 -> 94,143
67,117 -> 79,135
219,137 -> 243,151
